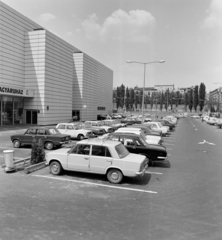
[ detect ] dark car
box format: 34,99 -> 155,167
107,132 -> 167,165
121,119 -> 142,125
10,127 -> 71,150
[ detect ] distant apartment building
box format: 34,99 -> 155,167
209,87 -> 222,112
154,84 -> 174,92
134,87 -> 157,96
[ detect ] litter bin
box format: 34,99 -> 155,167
3,150 -> 15,173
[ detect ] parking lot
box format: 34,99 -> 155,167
1,117 -> 222,240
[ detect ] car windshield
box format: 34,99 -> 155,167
115,144 -> 129,158
139,133 -> 148,146
157,123 -> 162,128
48,128 -> 60,135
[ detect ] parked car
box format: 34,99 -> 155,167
56,123 -> 95,140
164,116 -> 177,125
156,119 -> 175,130
121,118 -> 142,125
70,122 -> 107,136
206,117 -> 218,125
132,124 -> 162,136
216,119 -> 222,128
107,132 -> 167,165
85,121 -> 115,133
45,138 -> 149,184
116,127 -> 162,145
144,122 -> 168,136
191,115 -> 201,119
103,119 -> 127,129
10,127 -> 71,150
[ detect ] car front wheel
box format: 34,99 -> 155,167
13,140 -> 21,148
45,142 -> 54,150
107,169 -> 123,184
50,161 -> 62,175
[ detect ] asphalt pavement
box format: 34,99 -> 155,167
0,118 -> 222,240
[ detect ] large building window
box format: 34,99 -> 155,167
2,96 -> 13,125
14,97 -> 24,124
98,107 -> 106,111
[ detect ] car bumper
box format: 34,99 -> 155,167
60,140 -> 71,145
135,164 -> 148,176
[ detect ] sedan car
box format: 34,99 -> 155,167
46,139 -> 148,184
85,121 -> 115,133
56,123 -> 95,140
144,122 -> 168,136
117,127 -> 162,145
107,132 -> 167,165
10,127 -> 71,150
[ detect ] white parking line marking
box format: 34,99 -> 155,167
146,171 -> 162,175
33,175 -> 158,194
198,140 -> 215,145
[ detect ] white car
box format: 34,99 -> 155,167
144,122 -> 168,136
165,116 -> 177,124
103,119 -> 126,129
191,115 -> 200,119
206,117 -> 218,125
45,138 -> 149,184
116,127 -> 162,145
85,121 -> 115,133
56,123 -> 94,140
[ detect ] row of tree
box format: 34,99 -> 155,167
113,83 -> 206,112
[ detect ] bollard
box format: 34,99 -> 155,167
3,150 -> 15,173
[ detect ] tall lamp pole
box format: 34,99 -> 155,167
126,60 -> 165,123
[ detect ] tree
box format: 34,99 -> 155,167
160,92 -> 164,111
129,88 -> 135,110
199,82 -> 206,112
139,89 -> 143,109
188,88 -> 193,112
31,138 -> 45,164
134,91 -> 139,110
184,92 -> 189,111
125,87 -> 130,111
119,84 -> 125,109
193,85 -> 199,112
116,87 -> 121,110
150,92 -> 154,110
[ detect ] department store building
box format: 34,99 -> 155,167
0,1 -> 113,126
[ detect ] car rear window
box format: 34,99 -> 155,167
115,144 -> 129,158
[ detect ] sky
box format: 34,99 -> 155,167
2,0 -> 222,92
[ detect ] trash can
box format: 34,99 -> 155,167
3,150 -> 15,173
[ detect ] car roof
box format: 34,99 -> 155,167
78,138 -> 121,147
110,132 -> 140,137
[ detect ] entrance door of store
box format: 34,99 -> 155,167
72,110 -> 80,121
26,110 -> 38,124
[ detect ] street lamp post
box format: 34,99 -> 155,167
126,60 -> 165,123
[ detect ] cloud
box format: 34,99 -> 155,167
203,0 -> 222,28
81,9 -> 155,42
40,13 -> 56,22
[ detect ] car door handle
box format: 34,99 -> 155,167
84,157 -> 89,160
106,159 -> 112,162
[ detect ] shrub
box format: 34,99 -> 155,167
31,138 -> 46,164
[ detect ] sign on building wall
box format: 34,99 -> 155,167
0,85 -> 34,97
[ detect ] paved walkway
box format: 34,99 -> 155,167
0,125 -> 38,132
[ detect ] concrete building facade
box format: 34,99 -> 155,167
0,1 -> 113,126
